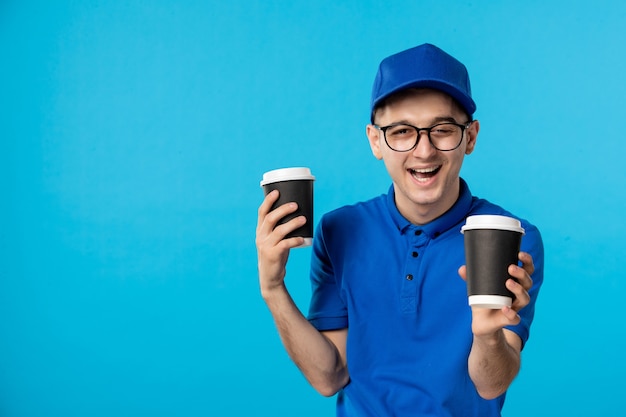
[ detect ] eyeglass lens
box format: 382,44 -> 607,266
384,123 -> 464,151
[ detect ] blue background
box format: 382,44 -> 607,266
2,1 -> 625,416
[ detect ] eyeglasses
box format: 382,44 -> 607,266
374,121 -> 472,152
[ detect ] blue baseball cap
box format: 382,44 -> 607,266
370,43 -> 476,120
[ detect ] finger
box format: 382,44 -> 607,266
500,305 -> 521,324
470,306 -> 520,334
258,200 -> 300,236
506,278 -> 530,309
275,235 -> 307,251
518,251 -> 535,276
508,263 -> 533,291
256,217 -> 306,267
257,190 -> 280,231
270,215 -> 307,243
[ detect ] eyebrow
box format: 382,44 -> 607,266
430,116 -> 460,124
386,116 -> 461,126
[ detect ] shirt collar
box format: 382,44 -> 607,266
385,178 -> 473,239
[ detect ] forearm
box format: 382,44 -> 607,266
468,329 -> 521,400
262,284 -> 349,396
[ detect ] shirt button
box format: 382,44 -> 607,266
414,230 -> 422,236
412,251 -> 418,258
406,274 -> 414,281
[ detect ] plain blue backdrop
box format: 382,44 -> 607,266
2,1 -> 625,416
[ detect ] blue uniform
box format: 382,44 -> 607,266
308,179 -> 544,417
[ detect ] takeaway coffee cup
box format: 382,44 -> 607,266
461,215 -> 525,309
260,167 -> 315,247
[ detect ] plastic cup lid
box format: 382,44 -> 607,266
260,167 -> 315,186
461,214 -> 525,234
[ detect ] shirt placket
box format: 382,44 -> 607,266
400,228 -> 430,314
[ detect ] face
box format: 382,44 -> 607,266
367,88 -> 479,225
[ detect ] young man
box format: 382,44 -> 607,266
256,43 -> 544,416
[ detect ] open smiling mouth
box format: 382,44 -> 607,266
409,166 -> 441,182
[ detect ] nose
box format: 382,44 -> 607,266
412,130 -> 438,157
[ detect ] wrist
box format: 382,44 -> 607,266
261,281 -> 288,302
473,329 -> 505,347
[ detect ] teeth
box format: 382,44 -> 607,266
411,167 -> 438,173
410,166 -> 440,183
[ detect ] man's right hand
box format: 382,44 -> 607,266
255,189 -> 308,296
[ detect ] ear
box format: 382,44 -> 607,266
366,124 -> 383,160
464,120 -> 480,155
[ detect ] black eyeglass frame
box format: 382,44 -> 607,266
374,121 -> 473,152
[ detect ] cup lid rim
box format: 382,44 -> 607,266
260,167 -> 315,186
461,214 -> 525,234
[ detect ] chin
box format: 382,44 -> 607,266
403,186 -> 442,206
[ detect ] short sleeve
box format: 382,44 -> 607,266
504,221 -> 544,349
307,217 -> 349,331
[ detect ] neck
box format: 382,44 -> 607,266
395,180 -> 461,225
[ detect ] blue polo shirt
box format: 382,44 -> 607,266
308,179 -> 544,417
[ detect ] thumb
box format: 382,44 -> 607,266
458,265 -> 467,281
